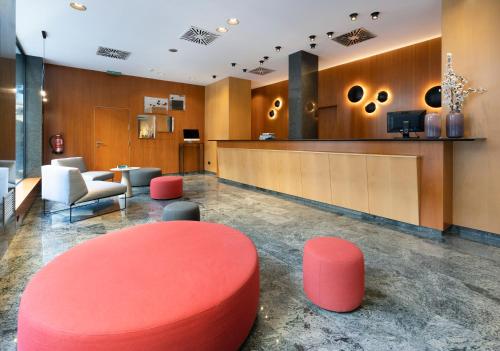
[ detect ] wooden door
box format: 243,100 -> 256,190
94,107 -> 130,174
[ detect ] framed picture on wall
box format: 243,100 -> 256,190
170,94 -> 186,111
144,96 -> 168,114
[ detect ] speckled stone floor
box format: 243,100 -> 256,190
1,174 -> 500,350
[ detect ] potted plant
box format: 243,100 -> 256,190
442,53 -> 486,138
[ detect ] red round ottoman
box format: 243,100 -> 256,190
150,176 -> 183,200
303,237 -> 364,312
18,221 -> 259,351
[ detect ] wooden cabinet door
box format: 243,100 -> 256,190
94,107 -> 130,175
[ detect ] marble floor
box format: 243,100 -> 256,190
1,174 -> 500,350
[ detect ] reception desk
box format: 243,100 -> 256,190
214,138 -> 483,232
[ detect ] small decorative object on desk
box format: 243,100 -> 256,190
442,53 -> 487,138
259,132 -> 276,140
424,113 -> 441,138
117,165 -> 128,169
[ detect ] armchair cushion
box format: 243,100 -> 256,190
76,181 -> 126,203
51,157 -> 87,173
41,165 -> 88,206
81,171 -> 114,182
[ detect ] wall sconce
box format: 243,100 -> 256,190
268,109 -> 277,119
347,85 -> 364,103
274,98 -> 282,109
377,91 -> 389,103
365,102 -> 376,114
425,85 -> 442,108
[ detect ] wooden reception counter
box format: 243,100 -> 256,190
214,138 -> 483,232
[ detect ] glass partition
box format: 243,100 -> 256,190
15,44 -> 26,181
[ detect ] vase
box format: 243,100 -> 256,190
446,112 -> 464,138
424,113 -> 441,138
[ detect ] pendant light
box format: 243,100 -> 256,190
40,30 -> 48,102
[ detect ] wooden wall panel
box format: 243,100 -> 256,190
300,152 -> 332,203
43,64 -> 205,174
251,38 -> 441,139
366,155 -> 420,225
329,153 -> 369,212
443,0 -> 500,235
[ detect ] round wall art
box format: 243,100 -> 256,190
347,85 -> 364,103
365,102 -> 376,114
425,85 -> 442,108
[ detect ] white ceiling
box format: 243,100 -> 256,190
16,0 -> 441,88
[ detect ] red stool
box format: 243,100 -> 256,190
150,176 -> 183,200
303,237 -> 364,312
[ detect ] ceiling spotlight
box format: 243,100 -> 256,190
327,31 -> 334,39
40,90 -> 47,97
42,97 -> 48,103
227,18 -> 240,25
310,43 -> 317,49
69,2 -> 87,11
231,62 -> 237,67
263,56 -> 269,60
243,68 -> 247,73
371,11 -> 380,20
216,27 -> 228,33
169,48 -> 178,53
259,60 -> 264,65
212,75 -> 217,79
275,46 -> 281,52
350,12 -> 358,21
309,35 -> 316,42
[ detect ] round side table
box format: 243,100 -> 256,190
110,167 -> 140,197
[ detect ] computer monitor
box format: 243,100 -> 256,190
387,110 -> 426,138
183,129 -> 200,142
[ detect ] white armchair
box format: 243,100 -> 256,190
41,165 -> 127,222
0,160 -> 16,187
51,157 -> 114,182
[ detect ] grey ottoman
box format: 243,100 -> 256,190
130,167 -> 162,187
162,201 -> 200,221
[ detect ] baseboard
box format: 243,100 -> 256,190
218,178 -> 443,240
445,225 -> 500,247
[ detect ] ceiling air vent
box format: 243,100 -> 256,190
96,46 -> 131,60
332,28 -> 376,47
249,67 -> 275,76
180,26 -> 219,45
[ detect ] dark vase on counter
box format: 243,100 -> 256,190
424,113 -> 441,138
446,112 -> 464,138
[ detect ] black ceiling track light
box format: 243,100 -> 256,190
371,11 -> 380,20
259,60 -> 264,65
327,31 -> 334,39
242,68 -> 247,73
309,35 -> 316,42
310,43 -> 317,49
231,62 -> 237,67
263,56 -> 269,61
350,12 -> 358,21
212,75 -> 217,79
347,85 -> 364,102
275,46 -> 281,52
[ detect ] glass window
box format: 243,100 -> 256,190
15,44 -> 26,182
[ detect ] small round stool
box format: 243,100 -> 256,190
303,237 -> 364,312
130,167 -> 162,187
150,176 -> 183,200
162,201 -> 200,221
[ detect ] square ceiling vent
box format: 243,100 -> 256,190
333,28 -> 376,47
249,67 -> 275,76
96,46 -> 131,60
180,26 -> 219,45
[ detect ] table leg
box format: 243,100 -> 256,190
120,170 -> 133,198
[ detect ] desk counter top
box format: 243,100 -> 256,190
211,137 -> 484,142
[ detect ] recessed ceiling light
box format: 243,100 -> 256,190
169,48 -> 178,53
216,27 -> 228,33
275,46 -> 282,52
309,35 -> 316,42
350,12 -> 358,21
212,75 -> 217,79
371,11 -> 380,20
227,18 -> 240,25
310,43 -> 317,49
259,60 -> 264,65
263,56 -> 269,60
70,2 -> 87,11
242,68 -> 247,73
327,31 -> 334,39
231,62 -> 237,67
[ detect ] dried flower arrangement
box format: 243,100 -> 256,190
442,53 -> 486,113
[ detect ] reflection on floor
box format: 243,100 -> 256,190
1,174 -> 499,350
